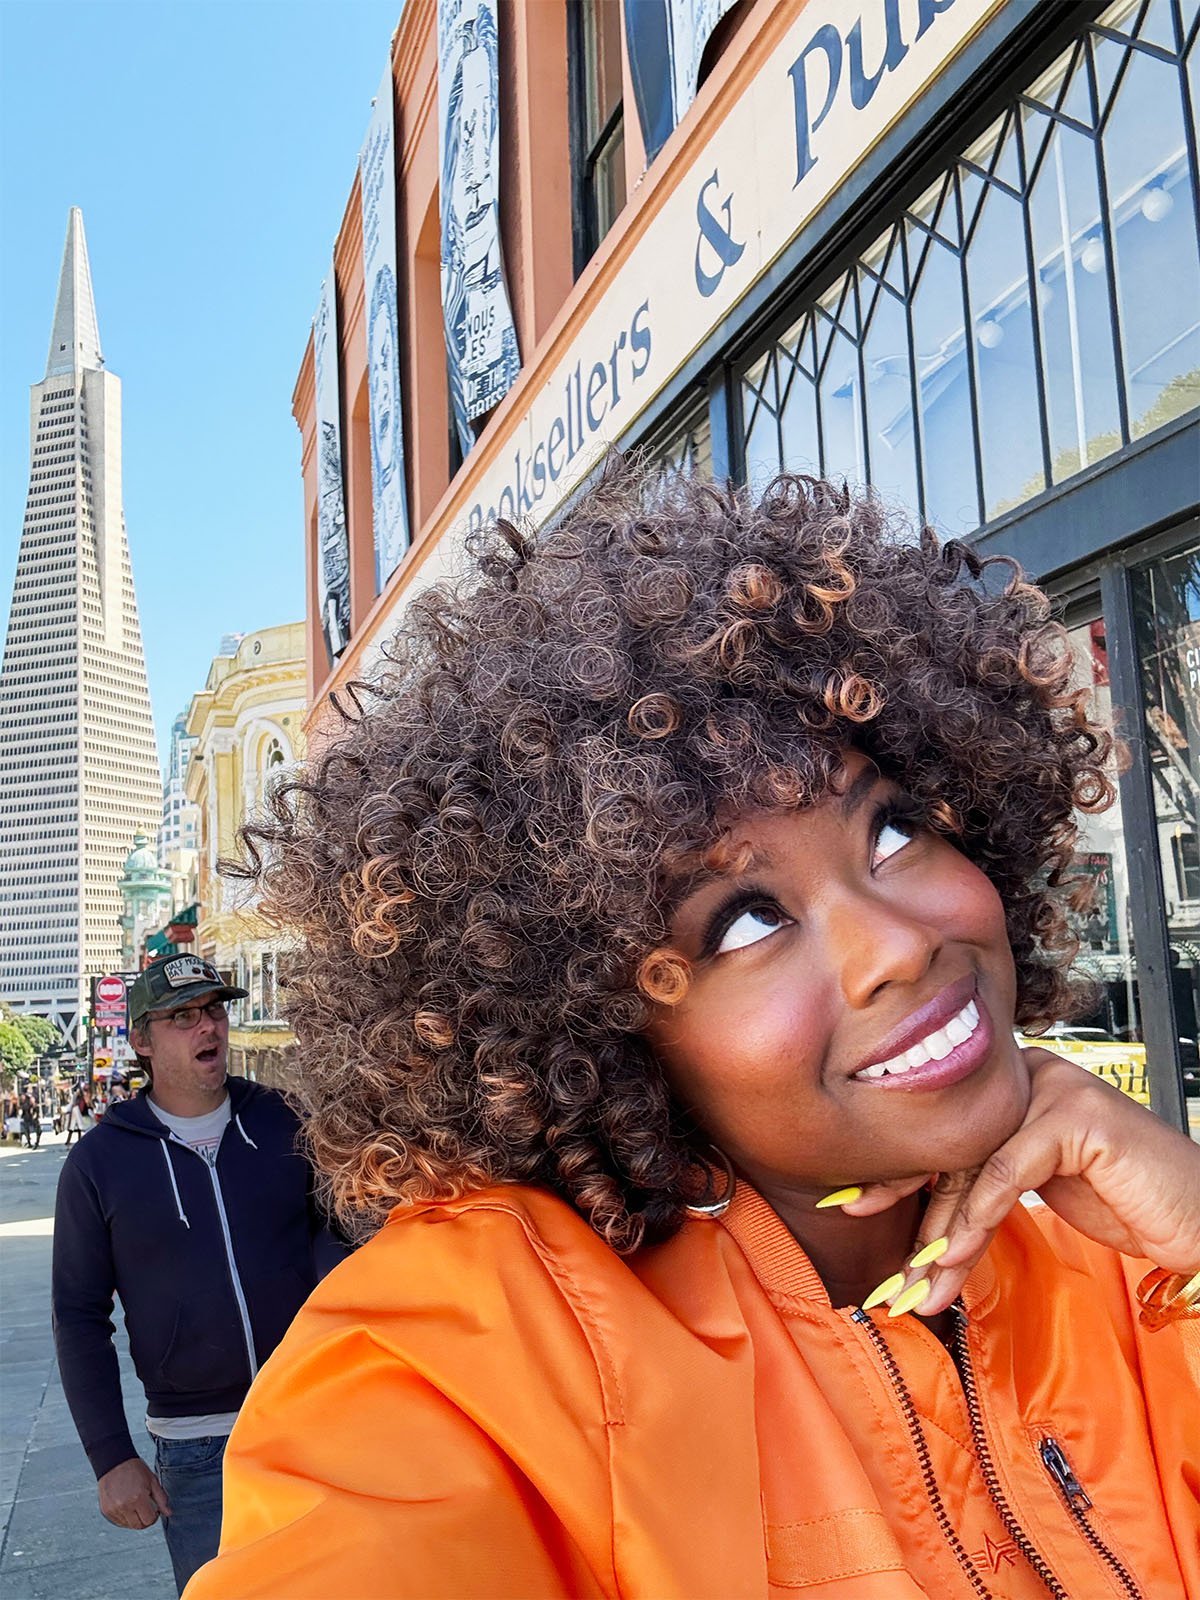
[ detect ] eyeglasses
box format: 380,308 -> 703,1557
154,999 -> 230,1031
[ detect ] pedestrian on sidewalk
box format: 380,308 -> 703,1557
64,1086 -> 92,1145
51,953 -> 347,1597
19,1088 -> 40,1147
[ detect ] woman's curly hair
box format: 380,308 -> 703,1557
236,462 -> 1113,1252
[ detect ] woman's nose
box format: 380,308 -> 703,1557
828,892 -> 942,1009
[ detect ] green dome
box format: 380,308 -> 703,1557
120,834 -> 170,892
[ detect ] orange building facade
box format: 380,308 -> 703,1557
294,0 -> 1200,1131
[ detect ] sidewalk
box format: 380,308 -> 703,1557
0,1134 -> 174,1599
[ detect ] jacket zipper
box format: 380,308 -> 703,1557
1039,1438 -> 1142,1600
168,1132 -> 259,1383
948,1307 -> 1069,1598
851,1308 -> 994,1598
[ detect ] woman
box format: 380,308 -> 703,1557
65,1087 -> 93,1146
186,469 -> 1198,1599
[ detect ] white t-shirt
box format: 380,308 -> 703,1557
148,1094 -> 231,1167
146,1094 -> 240,1440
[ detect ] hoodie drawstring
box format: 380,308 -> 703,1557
235,1113 -> 257,1149
160,1141 -> 191,1228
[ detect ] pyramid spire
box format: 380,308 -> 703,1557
45,207 -> 103,378
3,215 -> 160,1042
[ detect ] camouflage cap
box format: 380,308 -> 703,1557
127,955 -> 248,1026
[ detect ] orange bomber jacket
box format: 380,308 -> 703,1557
184,1183 -> 1199,1600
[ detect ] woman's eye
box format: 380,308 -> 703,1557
716,905 -> 788,954
874,818 -> 915,867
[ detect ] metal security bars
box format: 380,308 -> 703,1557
739,0 -> 1200,539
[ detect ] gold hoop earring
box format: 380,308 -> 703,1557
683,1147 -> 736,1218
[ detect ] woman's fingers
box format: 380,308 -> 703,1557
832,1173 -> 933,1217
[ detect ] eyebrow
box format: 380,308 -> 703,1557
839,765 -> 881,821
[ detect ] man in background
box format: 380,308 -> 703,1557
52,954 -> 345,1595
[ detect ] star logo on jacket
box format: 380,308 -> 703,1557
970,1532 -> 1019,1573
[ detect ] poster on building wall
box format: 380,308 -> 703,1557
438,0 -> 521,454
360,61 -> 411,593
313,273 -> 351,665
626,0 -> 739,165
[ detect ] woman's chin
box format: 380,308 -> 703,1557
920,1062 -> 1032,1175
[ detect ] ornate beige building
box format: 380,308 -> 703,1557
185,624 -> 306,1086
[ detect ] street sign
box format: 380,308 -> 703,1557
92,973 -> 129,1028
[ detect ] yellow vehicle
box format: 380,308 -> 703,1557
1016,1024 -> 1149,1105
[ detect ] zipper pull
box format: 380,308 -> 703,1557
1040,1437 -> 1092,1510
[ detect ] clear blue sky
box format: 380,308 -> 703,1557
0,0 -> 402,763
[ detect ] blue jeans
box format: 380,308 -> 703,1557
151,1433 -> 228,1596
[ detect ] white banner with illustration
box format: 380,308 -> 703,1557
361,62 -> 411,593
314,273 -> 351,665
626,0 -> 740,164
438,0 -> 521,455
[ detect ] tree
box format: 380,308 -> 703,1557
14,1015 -> 57,1055
0,1022 -> 34,1089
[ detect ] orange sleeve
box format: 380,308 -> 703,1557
182,1322 -> 607,1600
1120,1254 -> 1200,1587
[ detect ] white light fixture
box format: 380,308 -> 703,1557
1141,185 -> 1173,223
1080,237 -> 1106,275
977,318 -> 1004,348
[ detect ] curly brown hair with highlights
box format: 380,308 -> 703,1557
236,463 -> 1113,1252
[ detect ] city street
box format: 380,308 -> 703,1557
0,1133 -> 173,1599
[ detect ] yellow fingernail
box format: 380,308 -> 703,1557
888,1278 -> 932,1318
861,1272 -> 906,1311
909,1236 -> 949,1270
815,1186 -> 863,1210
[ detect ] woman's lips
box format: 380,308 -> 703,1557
850,991 -> 996,1092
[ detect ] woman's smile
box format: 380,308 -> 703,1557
847,972 -> 995,1091
645,751 -> 1030,1199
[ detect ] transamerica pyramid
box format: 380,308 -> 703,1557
0,209 -> 161,1040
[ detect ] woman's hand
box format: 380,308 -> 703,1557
843,1049 -> 1200,1317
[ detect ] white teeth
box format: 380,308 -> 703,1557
923,1027 -> 954,1061
944,1015 -> 971,1046
854,996 -> 981,1079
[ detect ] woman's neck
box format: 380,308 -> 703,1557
758,1182 -> 925,1309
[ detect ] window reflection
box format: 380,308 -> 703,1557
1059,618 -> 1148,1102
1133,538 -> 1200,1124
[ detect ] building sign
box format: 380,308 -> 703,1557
438,0 -> 521,452
626,0 -> 741,164
1177,619 -> 1200,776
360,61 -> 411,593
1074,851 -> 1118,947
368,0 -> 1001,648
314,273 -> 351,664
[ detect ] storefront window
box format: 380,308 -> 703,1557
1133,537 -> 1200,1121
1055,619 -> 1148,1102
656,408 -> 712,479
738,0 -> 1200,532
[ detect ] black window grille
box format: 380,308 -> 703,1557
739,0 -> 1200,537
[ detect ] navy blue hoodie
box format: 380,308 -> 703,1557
52,1078 -> 343,1479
